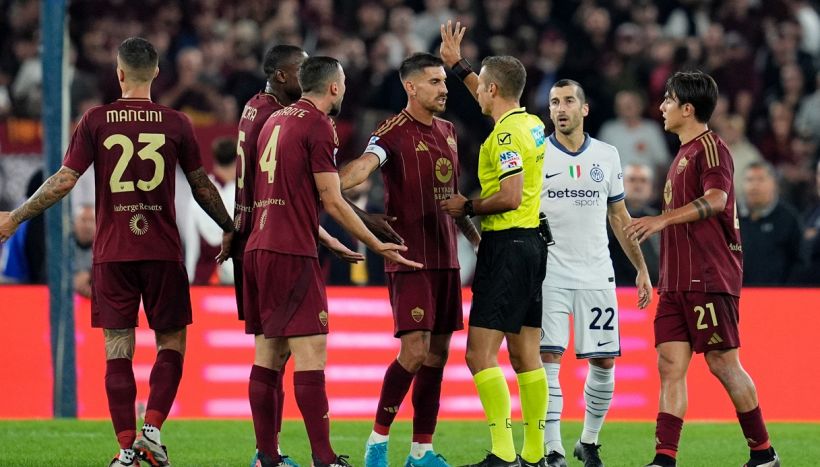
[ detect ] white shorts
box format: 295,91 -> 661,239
540,286 -> 620,358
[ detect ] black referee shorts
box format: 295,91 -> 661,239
469,228 -> 548,333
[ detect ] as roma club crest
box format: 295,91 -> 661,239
676,156 -> 689,174
411,307 -> 425,323
318,310 -> 328,326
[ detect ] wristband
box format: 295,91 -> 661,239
451,58 -> 473,81
464,199 -> 475,217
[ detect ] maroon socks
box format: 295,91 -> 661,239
249,365 -> 280,459
105,358 -> 137,449
373,360 -> 416,435
144,349 -> 183,429
655,412 -> 684,458
294,370 -> 336,464
411,365 -> 444,443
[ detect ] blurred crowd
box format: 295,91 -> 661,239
1,0 -> 819,286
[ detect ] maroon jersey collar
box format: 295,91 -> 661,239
681,129 -> 712,148
400,109 -> 434,128
299,98 -> 320,111
117,97 -> 152,102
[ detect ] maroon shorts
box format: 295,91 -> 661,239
91,261 -> 192,332
243,250 -> 329,338
654,291 -> 740,353
386,269 -> 464,337
233,255 -> 245,321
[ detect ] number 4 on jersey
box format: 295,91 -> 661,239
260,125 -> 281,184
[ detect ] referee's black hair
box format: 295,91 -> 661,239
299,56 -> 342,94
399,53 -> 444,81
262,45 -> 305,80
552,79 -> 587,103
118,37 -> 158,82
664,71 -> 719,123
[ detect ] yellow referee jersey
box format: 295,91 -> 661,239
478,107 -> 546,231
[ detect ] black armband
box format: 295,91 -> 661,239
451,58 -> 474,81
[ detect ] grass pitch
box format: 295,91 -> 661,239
0,419 -> 816,466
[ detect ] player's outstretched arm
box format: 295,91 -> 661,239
185,167 -> 234,262
318,226 -> 365,264
0,166 -> 79,242
625,188 -> 727,244
441,174 -> 523,218
440,20 -> 478,101
339,154 -> 404,244
607,200 -> 652,309
315,172 -> 423,269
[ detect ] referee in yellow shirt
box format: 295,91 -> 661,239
440,22 -> 549,467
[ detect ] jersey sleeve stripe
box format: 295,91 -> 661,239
607,192 -> 625,203
498,167 -> 523,181
373,115 -> 407,137
373,114 -> 402,135
702,134 -> 718,168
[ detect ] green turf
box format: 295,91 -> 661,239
0,419 -> 815,466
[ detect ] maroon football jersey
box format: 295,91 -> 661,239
658,130 -> 742,296
63,98 -> 202,263
233,92 -> 284,258
363,110 -> 460,272
245,99 -> 338,257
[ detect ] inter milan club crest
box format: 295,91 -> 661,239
129,214 -> 148,236
411,307 -> 425,323
435,157 -> 453,183
664,179 -> 673,205
318,310 -> 328,326
590,163 -> 605,182
676,156 -> 689,174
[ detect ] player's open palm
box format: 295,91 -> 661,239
439,20 -> 466,67
215,231 -> 233,264
327,237 -> 365,264
376,242 -> 424,269
0,211 -> 18,242
636,269 -> 652,309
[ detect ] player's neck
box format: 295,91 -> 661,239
491,100 -> 520,123
555,128 -> 586,152
676,121 -> 709,146
265,83 -> 296,107
301,94 -> 332,115
405,102 -> 434,125
120,83 -> 152,100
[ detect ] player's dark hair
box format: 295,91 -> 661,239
664,71 -> 718,123
262,45 -> 305,79
399,53 -> 444,81
299,56 -> 342,94
481,56 -> 526,100
552,79 -> 586,103
117,37 -> 158,82
212,137 -> 237,167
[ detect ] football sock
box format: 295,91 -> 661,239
543,362 -> 565,455
410,442 -> 434,459
474,367 -> 516,462
738,406 -> 771,450
517,368 -> 548,463
144,349 -> 183,429
373,359 -> 415,435
294,370 -> 336,464
249,365 -> 279,459
581,364 -> 614,445
655,412 -> 684,458
105,358 -> 137,449
275,368 -> 286,440
412,365 -> 444,444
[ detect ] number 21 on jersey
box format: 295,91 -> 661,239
260,125 -> 281,184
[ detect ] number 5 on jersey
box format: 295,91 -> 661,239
260,125 -> 281,184
105,133 -> 165,193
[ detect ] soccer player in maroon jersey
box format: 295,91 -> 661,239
234,45 -> 363,467
243,56 -> 422,467
625,71 -> 780,467
0,38 -> 234,467
339,52 -> 481,467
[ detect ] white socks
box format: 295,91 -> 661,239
410,442 -> 433,459
543,362 -> 564,455
368,431 -> 389,444
580,364 -> 615,445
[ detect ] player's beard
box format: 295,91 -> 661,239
329,97 -> 343,116
424,96 -> 447,114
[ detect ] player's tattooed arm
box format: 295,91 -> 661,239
625,188 -> 727,243
10,166 -> 80,225
103,328 -> 135,360
455,215 -> 481,248
185,168 -> 234,233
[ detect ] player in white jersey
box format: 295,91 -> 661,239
539,80 -> 653,467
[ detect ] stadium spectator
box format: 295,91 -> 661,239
795,159 -> 820,284
609,163 -> 660,287
794,71 -> 820,144
159,47 -> 232,124
598,89 -> 670,171
740,161 -> 804,285
713,114 -> 763,197
72,204 -> 94,298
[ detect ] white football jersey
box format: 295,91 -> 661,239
541,133 -> 625,289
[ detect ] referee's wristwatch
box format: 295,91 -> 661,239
464,199 -> 475,217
